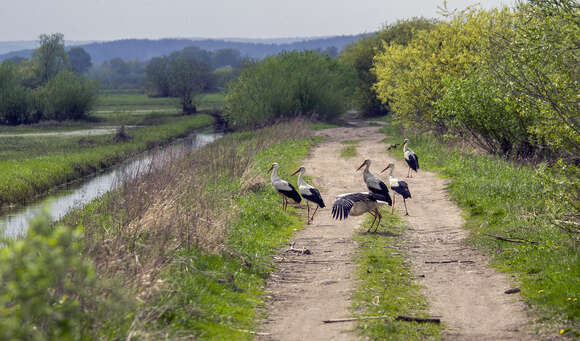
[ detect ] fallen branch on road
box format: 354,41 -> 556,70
323,315 -> 440,324
484,233 -> 538,244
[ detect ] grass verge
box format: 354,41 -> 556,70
352,208 -> 442,340
380,122 -> 579,338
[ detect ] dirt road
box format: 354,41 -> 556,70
258,123 -> 534,340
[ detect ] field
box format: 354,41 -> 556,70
0,92 -> 222,205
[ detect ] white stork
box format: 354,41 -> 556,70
331,192 -> 390,232
291,166 -> 325,224
356,159 -> 392,206
381,162 -> 412,215
268,162 -> 301,211
402,138 -> 419,178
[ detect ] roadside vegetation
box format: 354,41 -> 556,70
0,120 -> 316,339
381,122 -> 579,337
339,0 -> 579,337
353,211 -> 442,340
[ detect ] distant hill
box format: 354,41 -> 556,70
0,35 -> 370,64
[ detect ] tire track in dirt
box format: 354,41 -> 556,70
258,123 -> 536,340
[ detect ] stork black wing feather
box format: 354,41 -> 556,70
392,180 -> 412,199
303,188 -> 325,208
278,184 -> 302,203
332,197 -> 354,220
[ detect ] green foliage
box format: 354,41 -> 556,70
381,124 -> 580,336
35,71 -> 98,121
0,214 -> 132,340
487,0 -> 580,160
67,47 -> 92,75
32,33 -> 69,85
90,58 -> 147,90
353,212 -> 442,340
0,63 -> 34,125
167,50 -> 213,114
225,51 -> 355,129
340,18 -> 436,117
435,72 -> 537,156
0,34 -> 99,125
373,8 -> 513,131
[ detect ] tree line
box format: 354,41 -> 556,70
0,34 -> 96,125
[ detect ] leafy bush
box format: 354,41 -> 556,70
35,71 -> 97,121
224,51 -> 355,129
373,7 -> 513,131
436,72 -> 538,157
0,63 -> 35,125
487,0 -> 580,161
0,214 -> 132,340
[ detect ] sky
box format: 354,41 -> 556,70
0,0 -> 515,42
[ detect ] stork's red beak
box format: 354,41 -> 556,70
356,162 -> 365,171
291,169 -> 300,176
380,165 -> 390,173
267,165 -> 274,173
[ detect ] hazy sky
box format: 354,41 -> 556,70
1,0 -> 515,42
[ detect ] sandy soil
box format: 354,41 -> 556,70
258,123 -> 536,340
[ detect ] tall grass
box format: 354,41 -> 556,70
61,120 -> 317,338
381,123 -> 579,337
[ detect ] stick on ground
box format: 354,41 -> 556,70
484,233 -> 538,244
323,315 -> 440,324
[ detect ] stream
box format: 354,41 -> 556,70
0,132 -> 222,238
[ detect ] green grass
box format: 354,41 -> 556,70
95,92 -> 225,112
352,209 -> 442,340
340,140 -> 359,158
0,114 -> 214,205
380,122 -> 579,338
154,135 -> 318,339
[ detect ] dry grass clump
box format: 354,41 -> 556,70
66,119 -> 312,298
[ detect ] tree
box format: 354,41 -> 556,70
145,56 -> 170,97
167,54 -> 212,114
212,48 -> 242,68
340,18 -> 436,117
67,47 -> 92,74
32,33 -> 69,85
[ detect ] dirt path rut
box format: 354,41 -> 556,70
258,124 -> 534,340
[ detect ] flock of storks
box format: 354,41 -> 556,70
267,139 -> 420,232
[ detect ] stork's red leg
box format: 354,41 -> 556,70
367,211 -> 378,232
373,209 -> 382,232
392,195 -> 396,214
311,206 -> 319,223
403,198 -> 409,216
306,202 -> 311,224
